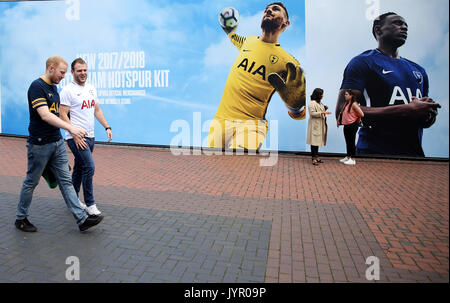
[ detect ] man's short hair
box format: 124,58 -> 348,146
46,56 -> 68,70
372,12 -> 398,39
71,57 -> 87,71
267,2 -> 289,20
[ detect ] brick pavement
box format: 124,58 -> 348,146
0,136 -> 448,283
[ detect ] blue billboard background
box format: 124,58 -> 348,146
0,0 -> 448,157
0,0 -> 306,152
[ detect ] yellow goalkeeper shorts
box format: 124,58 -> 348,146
207,118 -> 268,151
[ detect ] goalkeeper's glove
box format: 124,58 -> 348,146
286,105 -> 307,120
268,62 -> 306,120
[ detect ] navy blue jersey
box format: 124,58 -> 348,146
27,77 -> 62,145
341,49 -> 429,157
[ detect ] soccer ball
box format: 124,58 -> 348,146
218,7 -> 239,33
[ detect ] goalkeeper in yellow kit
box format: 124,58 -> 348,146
207,2 -> 306,151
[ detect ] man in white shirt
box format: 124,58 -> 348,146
60,58 -> 112,216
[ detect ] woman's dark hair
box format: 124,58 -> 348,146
344,89 -> 358,112
310,88 -> 324,102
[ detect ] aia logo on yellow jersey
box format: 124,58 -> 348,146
269,55 -> 279,64
237,58 -> 266,80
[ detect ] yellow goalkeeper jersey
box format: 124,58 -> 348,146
213,33 -> 300,121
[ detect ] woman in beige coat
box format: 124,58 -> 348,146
306,88 -> 331,165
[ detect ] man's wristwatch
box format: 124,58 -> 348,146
105,127 -> 111,131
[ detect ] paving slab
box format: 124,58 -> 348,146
0,136 -> 448,283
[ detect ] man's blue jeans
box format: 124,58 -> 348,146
17,139 -> 88,225
67,137 -> 95,207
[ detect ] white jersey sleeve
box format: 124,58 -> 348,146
60,84 -> 73,107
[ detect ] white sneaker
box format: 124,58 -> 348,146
86,204 -> 102,215
344,158 -> 356,165
340,156 -> 349,163
78,198 -> 87,210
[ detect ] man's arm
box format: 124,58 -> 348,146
336,89 -> 440,127
335,90 -> 347,121
94,104 -> 113,142
59,104 -> 70,124
60,104 -> 87,149
228,33 -> 246,50
36,106 -> 87,139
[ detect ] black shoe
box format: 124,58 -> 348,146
15,217 -> 37,232
79,214 -> 104,232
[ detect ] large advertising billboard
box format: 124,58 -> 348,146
0,0 -> 448,157
306,0 -> 449,158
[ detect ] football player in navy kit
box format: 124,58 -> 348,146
336,12 -> 441,157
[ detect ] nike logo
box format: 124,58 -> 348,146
243,49 -> 251,52
382,69 -> 394,74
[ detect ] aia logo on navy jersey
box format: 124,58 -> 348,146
413,71 -> 423,84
